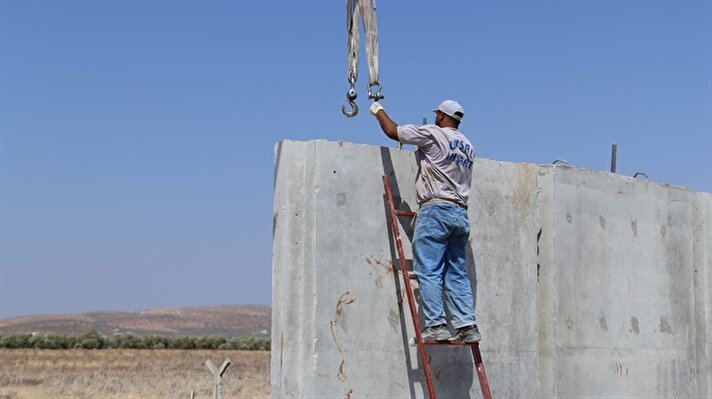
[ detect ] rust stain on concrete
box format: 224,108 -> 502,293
336,291 -> 356,317
374,259 -> 395,275
505,164 -> 536,224
338,360 -> 347,382
330,320 -> 344,353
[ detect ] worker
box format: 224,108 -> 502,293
369,100 -> 480,343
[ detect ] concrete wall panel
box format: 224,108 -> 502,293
272,139 -> 711,398
272,140 -> 318,397
547,167 -> 699,397
273,141 -> 542,398
693,193 -> 712,398
470,159 -> 540,398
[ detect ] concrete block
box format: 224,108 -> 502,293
272,140 -> 540,398
540,166 -> 704,398
272,139 -> 711,398
470,159 -> 540,398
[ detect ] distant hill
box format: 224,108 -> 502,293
0,305 -> 271,337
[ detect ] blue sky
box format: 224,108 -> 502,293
1,0 -> 710,318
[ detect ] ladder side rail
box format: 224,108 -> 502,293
471,345 -> 492,399
382,175 -> 437,399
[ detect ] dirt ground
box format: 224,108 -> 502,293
0,348 -> 269,399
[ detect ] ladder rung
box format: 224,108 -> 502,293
423,339 -> 480,346
407,272 -> 417,280
395,210 -> 416,217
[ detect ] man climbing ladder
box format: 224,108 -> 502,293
370,100 -> 481,343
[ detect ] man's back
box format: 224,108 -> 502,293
397,124 -> 474,208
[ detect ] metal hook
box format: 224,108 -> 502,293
342,86 -> 358,117
342,99 -> 358,117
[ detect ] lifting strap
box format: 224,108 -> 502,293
342,0 -> 383,118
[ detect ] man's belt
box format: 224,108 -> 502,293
420,197 -> 468,210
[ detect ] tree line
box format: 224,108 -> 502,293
0,330 -> 270,350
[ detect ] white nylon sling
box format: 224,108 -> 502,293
343,0 -> 382,117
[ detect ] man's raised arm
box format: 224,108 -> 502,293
370,102 -> 399,141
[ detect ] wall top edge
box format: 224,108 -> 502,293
274,139 -> 710,195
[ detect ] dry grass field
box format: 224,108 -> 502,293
0,349 -> 269,399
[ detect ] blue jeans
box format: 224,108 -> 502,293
413,202 -> 476,329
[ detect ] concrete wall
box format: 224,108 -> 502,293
538,166 -> 710,397
693,193 -> 712,398
272,139 -> 711,398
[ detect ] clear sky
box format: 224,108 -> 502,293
1,0 -> 710,319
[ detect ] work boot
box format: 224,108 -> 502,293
421,324 -> 450,341
450,324 -> 481,343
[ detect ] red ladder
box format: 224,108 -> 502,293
382,175 -> 492,399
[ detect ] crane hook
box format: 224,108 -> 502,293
342,86 -> 358,118
342,99 -> 358,118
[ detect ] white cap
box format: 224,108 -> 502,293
432,100 -> 464,121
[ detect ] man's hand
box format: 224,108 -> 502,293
370,101 -> 384,116
370,101 -> 399,141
